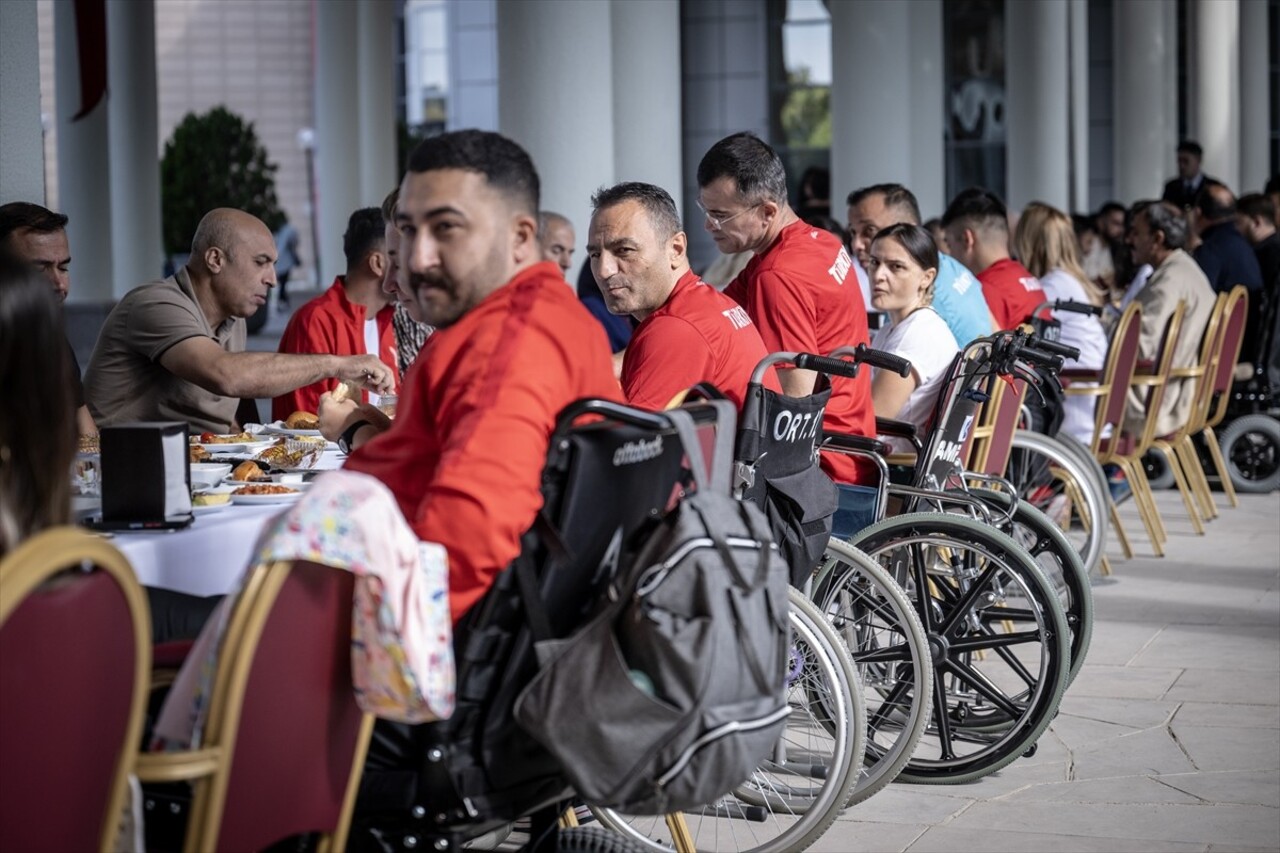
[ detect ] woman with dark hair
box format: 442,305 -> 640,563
0,253 -> 77,556
866,223 -> 960,452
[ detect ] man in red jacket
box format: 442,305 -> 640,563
697,132 -> 875,484
272,207 -> 398,421
335,130 -> 619,622
941,187 -> 1045,330
588,181 -> 780,410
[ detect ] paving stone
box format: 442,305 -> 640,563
942,800 -> 1279,847
1070,726 -> 1196,779
1173,702 -> 1280,729
1047,711 -> 1141,749
904,824 -> 1209,852
1168,724 -> 1280,773
1068,663 -> 1184,700
1129,625 -> 1280,671
1057,694 -> 1180,729
1000,775 -> 1201,805
841,785 -> 970,825
809,820 -> 926,853
913,760 -> 1069,799
1155,770 -> 1280,808
1165,666 -> 1280,705
1078,622 -> 1166,666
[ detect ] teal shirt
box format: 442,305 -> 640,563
933,254 -> 993,346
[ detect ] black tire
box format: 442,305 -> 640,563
559,826 -> 659,853
1218,414 -> 1280,494
848,513 -> 1071,784
1142,450 -> 1176,490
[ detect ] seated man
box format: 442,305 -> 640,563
587,181 -> 780,410
271,207 -> 398,421
0,201 -> 97,436
336,129 -> 620,622
85,208 -> 394,433
941,188 -> 1046,331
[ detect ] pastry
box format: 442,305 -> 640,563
330,380 -> 361,403
232,484 -> 298,496
231,460 -> 267,481
192,491 -> 231,507
285,410 -> 320,430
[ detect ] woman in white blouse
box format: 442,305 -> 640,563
1013,202 -> 1110,444
867,223 -> 961,453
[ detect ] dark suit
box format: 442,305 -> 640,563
1161,174 -> 1217,209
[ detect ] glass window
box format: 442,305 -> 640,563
943,0 -> 1007,202
768,0 -> 832,219
404,0 -> 447,136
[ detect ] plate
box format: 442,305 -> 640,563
262,421 -> 324,438
229,488 -> 306,505
192,501 -> 231,515
192,438 -> 277,453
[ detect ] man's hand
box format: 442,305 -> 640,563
337,355 -> 396,397
318,392 -> 392,444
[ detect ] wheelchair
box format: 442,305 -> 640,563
1210,285 -> 1280,494
352,396 -> 864,853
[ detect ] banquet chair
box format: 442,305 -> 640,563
0,527 -> 151,853
136,559 -> 373,853
1194,286 -> 1250,509
1063,300 -> 1144,560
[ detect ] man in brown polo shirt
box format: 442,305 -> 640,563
85,208 -> 394,433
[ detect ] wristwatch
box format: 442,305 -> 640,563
338,420 -> 372,455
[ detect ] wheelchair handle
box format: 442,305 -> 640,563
555,397 -> 673,436
1052,299 -> 1103,317
1014,344 -> 1065,372
828,343 -> 913,378
793,352 -> 863,381
1028,337 -> 1081,361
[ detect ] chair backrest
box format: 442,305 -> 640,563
968,373 -> 1026,477
0,528 -> 150,853
1206,286 -> 1250,429
1091,301 -> 1144,455
1134,301 -> 1188,452
187,560 -> 370,853
1181,292 -> 1229,436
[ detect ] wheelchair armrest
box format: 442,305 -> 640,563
822,431 -> 889,457
1060,367 -> 1103,382
874,417 -> 917,439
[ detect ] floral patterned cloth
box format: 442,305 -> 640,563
152,470 -> 455,750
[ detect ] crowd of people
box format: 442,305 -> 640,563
1,128 -> 1277,828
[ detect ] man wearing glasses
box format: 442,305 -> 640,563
696,132 -> 875,484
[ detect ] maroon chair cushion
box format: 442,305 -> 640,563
214,563 -> 361,851
0,570 -> 137,853
1213,298 -> 1248,394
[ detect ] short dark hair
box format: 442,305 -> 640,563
941,187 -> 1008,235
1264,174 -> 1280,196
846,183 -> 922,225
1096,201 -> 1126,218
343,207 -> 386,270
696,132 -> 788,205
1177,140 -> 1203,159
1195,181 -> 1235,221
1238,193 -> 1276,222
0,202 -> 68,247
1142,202 -> 1189,251
380,187 -> 399,224
871,222 -> 939,275
404,129 -> 539,216
591,182 -> 682,241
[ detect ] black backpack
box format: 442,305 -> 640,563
514,403 -> 792,815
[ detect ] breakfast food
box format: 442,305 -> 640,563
231,484 -> 298,496
285,410 -> 320,430
330,380 -> 361,404
230,460 -> 268,481
193,431 -> 255,445
189,445 -> 212,463
192,491 -> 232,507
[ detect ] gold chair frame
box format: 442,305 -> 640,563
1194,286 -> 1251,510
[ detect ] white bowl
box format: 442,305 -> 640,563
190,462 -> 233,488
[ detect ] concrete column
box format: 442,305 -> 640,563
1239,0 -> 1269,193
0,0 -> 45,205
55,0 -> 113,302
357,0 -> 397,205
497,0 -> 614,252
107,0 -> 162,296
830,1 -> 912,212
315,0 -> 361,284
1113,0 -> 1172,204
1068,0 -> 1089,213
1163,0 -> 1179,177
908,0 -> 946,220
1006,0 -> 1070,212
611,0 -> 682,211
1192,0 -> 1240,191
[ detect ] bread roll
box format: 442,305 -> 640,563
192,492 -> 231,507
231,460 -> 266,481
330,380 -> 361,403
285,410 -> 320,430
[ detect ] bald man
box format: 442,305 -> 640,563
1192,182 -> 1264,295
85,208 -> 394,433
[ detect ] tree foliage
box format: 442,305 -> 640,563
161,106 -> 285,255
780,68 -> 831,149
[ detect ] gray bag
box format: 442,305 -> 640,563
513,403 -> 792,815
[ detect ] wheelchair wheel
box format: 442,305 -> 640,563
963,489 -> 1093,687
847,513 -> 1071,784
1219,414 -> 1280,493
590,589 -> 863,853
1053,433 -> 1113,512
811,539 -> 932,803
1006,430 -> 1107,578
558,825 -> 661,852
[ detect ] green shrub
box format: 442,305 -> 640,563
161,106 -> 286,256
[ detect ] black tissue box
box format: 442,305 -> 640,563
100,422 -> 193,523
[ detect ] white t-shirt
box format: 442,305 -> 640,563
363,318 -> 382,406
871,307 -> 960,452
1040,268 -> 1109,443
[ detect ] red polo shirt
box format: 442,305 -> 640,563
725,220 -> 875,484
622,270 -> 782,411
344,262 -> 620,621
978,258 -> 1045,331
272,277 -> 398,420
